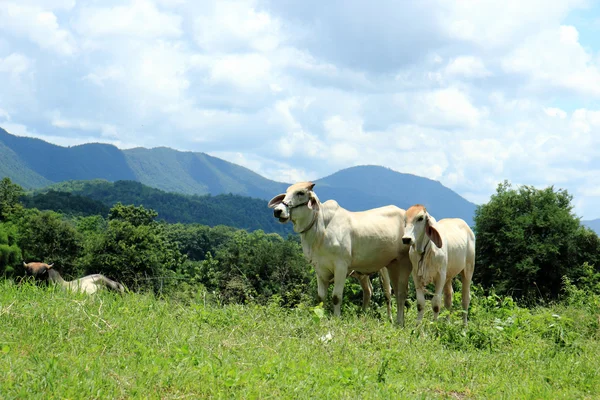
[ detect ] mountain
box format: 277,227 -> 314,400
1,126 -> 477,223
26,180 -> 293,236
0,127 -> 287,199
583,219 -> 600,235
313,165 -> 476,224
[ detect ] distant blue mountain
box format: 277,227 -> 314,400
583,219 -> 600,235
1,126 -> 478,225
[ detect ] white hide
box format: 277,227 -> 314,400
402,206 -> 475,324
269,182 -> 412,325
48,269 -> 125,294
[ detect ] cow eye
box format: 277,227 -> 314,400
417,216 -> 424,222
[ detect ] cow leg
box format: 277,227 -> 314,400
356,274 -> 373,312
443,280 -> 454,322
387,256 -> 412,327
461,269 -> 473,325
331,262 -> 348,317
315,271 -> 331,306
379,268 -> 393,323
431,271 -> 447,321
413,274 -> 426,325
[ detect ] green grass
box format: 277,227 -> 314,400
1,281 -> 600,399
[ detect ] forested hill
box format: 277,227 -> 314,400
0,127 -> 287,198
2,126 -> 479,223
26,180 -> 293,235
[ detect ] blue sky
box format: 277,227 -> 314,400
1,0 -> 600,219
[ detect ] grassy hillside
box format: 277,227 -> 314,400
2,281 -> 599,399
29,180 -> 292,235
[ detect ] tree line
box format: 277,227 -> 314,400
2,177 -> 600,307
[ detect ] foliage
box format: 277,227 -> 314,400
0,177 -> 24,221
30,180 -> 292,235
0,222 -> 20,275
2,282 -> 600,399
17,209 -> 83,276
21,190 -> 109,217
474,181 -> 600,302
79,204 -> 185,293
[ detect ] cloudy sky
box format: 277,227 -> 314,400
2,0 -> 600,219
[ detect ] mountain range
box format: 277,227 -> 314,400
1,126 -> 596,233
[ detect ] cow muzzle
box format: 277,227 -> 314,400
273,204 -> 290,223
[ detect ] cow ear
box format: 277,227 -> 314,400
307,192 -> 319,211
268,194 -> 285,208
425,218 -> 443,248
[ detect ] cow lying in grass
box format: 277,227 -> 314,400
23,261 -> 125,294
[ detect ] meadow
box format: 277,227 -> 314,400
1,280 -> 599,399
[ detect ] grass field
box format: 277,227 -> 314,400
1,280 -> 600,399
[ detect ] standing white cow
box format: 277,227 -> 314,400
269,182 -> 412,325
401,204 -> 475,325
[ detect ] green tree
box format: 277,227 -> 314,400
474,181 -> 600,302
213,230 -> 312,306
0,222 -> 21,275
0,177 -> 24,221
108,202 -> 158,226
81,204 -> 185,292
18,210 -> 83,276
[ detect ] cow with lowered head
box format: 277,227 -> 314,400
269,182 -> 412,326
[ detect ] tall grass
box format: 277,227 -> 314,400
1,280 -> 599,399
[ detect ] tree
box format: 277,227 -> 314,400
81,204 -> 185,292
18,210 -> 83,276
108,202 -> 158,226
0,178 -> 24,221
0,222 -> 21,275
474,181 -> 600,302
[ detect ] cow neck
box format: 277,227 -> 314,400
48,269 -> 67,286
417,239 -> 430,277
298,208 -> 318,234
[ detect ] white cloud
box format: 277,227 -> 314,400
0,53 -> 33,80
503,25 -> 600,96
205,53 -> 273,90
544,107 -> 568,119
50,112 -> 118,138
193,0 -> 283,53
0,2 -> 77,55
2,0 -> 600,220
75,0 -> 183,39
444,56 -> 492,78
408,88 -> 485,129
437,0 -> 587,49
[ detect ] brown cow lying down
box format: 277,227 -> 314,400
23,261 -> 125,294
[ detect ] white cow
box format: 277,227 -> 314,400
269,182 -> 412,325
25,262 -> 125,294
401,204 -> 475,324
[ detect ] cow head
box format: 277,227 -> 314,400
268,181 -> 320,232
402,205 -> 442,253
23,261 -> 54,278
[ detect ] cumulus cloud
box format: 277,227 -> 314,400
0,2 -> 77,55
2,0 -> 600,219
